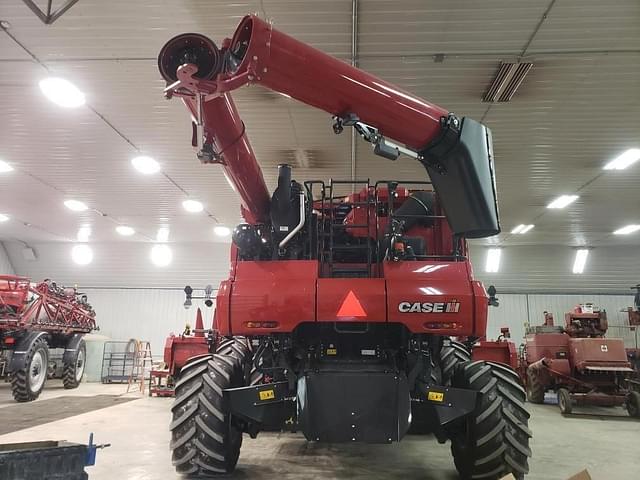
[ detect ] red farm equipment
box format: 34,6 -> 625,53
158,14 -> 531,479
0,276 -> 97,402
522,304 -> 639,417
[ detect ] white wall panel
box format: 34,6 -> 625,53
0,242 -> 15,274
83,287 -> 216,357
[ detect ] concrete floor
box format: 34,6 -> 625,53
0,382 -> 638,479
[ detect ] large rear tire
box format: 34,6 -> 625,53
62,339 -> 86,389
170,354 -> 244,476
11,337 -> 49,402
451,361 -> 532,480
441,340 -> 471,385
525,366 -> 545,404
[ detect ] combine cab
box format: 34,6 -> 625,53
158,14 -> 532,479
0,276 -> 97,402
523,305 -> 639,416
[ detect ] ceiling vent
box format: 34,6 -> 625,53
483,62 -> 533,102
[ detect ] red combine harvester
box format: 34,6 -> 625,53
0,276 -> 97,402
523,304 -> 639,416
159,14 -> 531,479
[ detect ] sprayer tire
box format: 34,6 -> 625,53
451,361 -> 532,480
62,339 -> 86,389
11,337 -> 49,402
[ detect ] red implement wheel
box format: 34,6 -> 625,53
526,366 -> 545,404
558,388 -> 573,414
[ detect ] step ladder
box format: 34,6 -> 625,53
127,340 -> 153,394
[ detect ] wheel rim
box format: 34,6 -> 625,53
75,349 -> 85,382
30,350 -> 47,392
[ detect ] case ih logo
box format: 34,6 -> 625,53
398,300 -> 461,313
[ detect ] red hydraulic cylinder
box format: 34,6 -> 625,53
227,15 -> 449,150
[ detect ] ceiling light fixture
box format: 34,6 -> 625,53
131,156 -> 160,174
77,226 -> 91,242
151,244 -> 172,267
214,225 -> 231,237
39,77 -> 85,108
156,227 -> 170,242
116,225 -> 135,236
0,214 -> 9,222
71,244 -> 93,265
0,160 -> 13,173
613,224 -> 640,235
64,199 -> 88,212
547,195 -> 579,209
572,249 -> 589,274
483,62 -> 533,103
182,199 -> 203,213
603,148 -> 640,170
485,248 -> 501,273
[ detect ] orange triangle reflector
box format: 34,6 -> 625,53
337,290 -> 367,317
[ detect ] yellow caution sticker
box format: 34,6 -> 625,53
326,348 -> 337,355
259,389 -> 275,401
428,391 -> 444,402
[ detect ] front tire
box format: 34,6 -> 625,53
63,339 -> 86,389
626,391 -> 640,418
170,354 -> 244,476
525,366 -> 545,404
441,340 -> 471,384
557,388 -> 572,415
11,337 -> 49,402
451,361 -> 532,480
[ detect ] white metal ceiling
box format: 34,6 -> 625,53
0,0 -> 639,291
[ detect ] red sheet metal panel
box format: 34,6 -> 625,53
317,278 -> 386,323
228,260 -> 317,334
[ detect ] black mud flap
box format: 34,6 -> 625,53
298,370 -> 410,443
412,384 -> 477,425
225,381 -> 292,428
421,116 -> 500,238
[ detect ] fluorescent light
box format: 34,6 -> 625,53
511,224 -> 525,234
0,214 -> 9,222
547,195 -> 578,209
520,224 -> 534,234
573,249 -> 589,274
156,227 -> 170,242
214,225 -> 231,237
603,148 -> 640,170
0,160 -> 13,173
131,156 -> 160,174
39,77 -> 85,108
182,199 -> 203,213
485,248 -> 501,273
71,244 -> 93,265
613,224 -> 640,235
64,199 -> 88,212
77,226 -> 91,242
151,244 -> 172,267
116,225 -> 135,236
